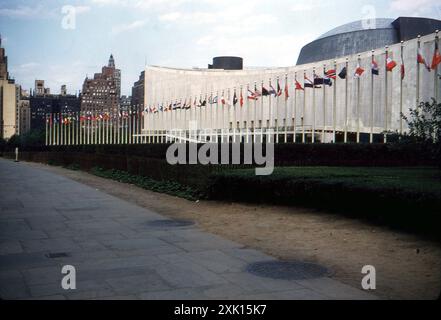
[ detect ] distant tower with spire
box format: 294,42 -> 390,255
108,54 -> 115,68
80,54 -> 121,114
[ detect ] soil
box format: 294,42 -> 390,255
29,162 -> 441,300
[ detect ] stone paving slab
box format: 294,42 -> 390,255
0,158 -> 377,300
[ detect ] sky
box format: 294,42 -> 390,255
1,0 -> 440,96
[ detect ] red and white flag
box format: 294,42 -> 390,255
431,41 -> 441,70
325,69 -> 336,79
247,89 -> 258,100
284,81 -> 289,100
354,63 -> 365,78
295,80 -> 304,91
240,90 -> 244,107
417,47 -> 431,71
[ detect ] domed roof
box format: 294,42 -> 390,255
316,18 -> 395,40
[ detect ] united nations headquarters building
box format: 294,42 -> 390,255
141,17 -> 441,143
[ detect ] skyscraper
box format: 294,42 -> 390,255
81,54 -> 121,114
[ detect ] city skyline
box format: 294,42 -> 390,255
1,0 -> 441,96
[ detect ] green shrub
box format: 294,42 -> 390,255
90,167 -> 202,201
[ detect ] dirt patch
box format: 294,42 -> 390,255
31,162 -> 441,300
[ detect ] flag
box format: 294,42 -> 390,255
209,96 -> 218,104
417,47 -> 431,71
240,90 -> 244,107
268,85 -> 276,96
400,51 -> 405,80
386,57 -> 397,72
431,41 -> 441,70
277,81 -> 282,96
261,87 -> 269,96
221,96 -> 226,105
233,92 -> 238,106
354,63 -> 364,78
304,76 -> 314,88
338,67 -> 347,79
325,69 -> 336,79
284,81 -> 289,100
371,59 -> 379,75
316,74 -> 332,86
295,80 -> 304,91
312,76 -> 323,87
247,89 -> 258,100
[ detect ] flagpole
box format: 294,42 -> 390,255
63,113 -> 69,145
344,58 -> 348,143
302,70 -> 306,143
370,50 -> 375,143
49,113 -> 52,146
384,46 -> 389,143
267,79 -> 271,143
435,30 -> 439,103
79,112 -> 82,145
44,114 -> 48,146
68,114 -> 71,145
89,111 -> 92,145
356,54 -> 361,143
58,113 -> 61,145
116,112 -> 119,144
333,60 -> 337,143
293,72 -> 297,143
86,111 -> 89,145
322,64 -> 326,143
254,81 -> 257,143
284,74 -> 288,143
246,84 -> 250,143
260,80 -> 264,132
94,110 -> 98,145
400,41 -> 404,135
416,35 -> 421,106
312,67 -> 316,143
276,77 -> 280,143
78,112 -> 81,145
65,114 -> 68,145
54,113 -> 57,145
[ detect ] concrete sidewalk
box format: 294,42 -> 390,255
0,158 -> 375,300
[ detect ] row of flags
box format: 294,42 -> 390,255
46,110 -> 142,125
47,41 -> 441,123
144,42 -> 441,114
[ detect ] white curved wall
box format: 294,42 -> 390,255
143,32 -> 440,141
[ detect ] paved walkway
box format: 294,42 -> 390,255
0,158 -> 375,300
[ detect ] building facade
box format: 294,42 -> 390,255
0,35 -> 17,139
17,87 -> 30,135
30,84 -> 80,130
131,70 -> 145,113
80,55 -> 121,114
119,95 -> 131,112
142,30 -> 440,143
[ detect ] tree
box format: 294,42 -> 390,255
401,99 -> 441,166
401,99 -> 441,143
